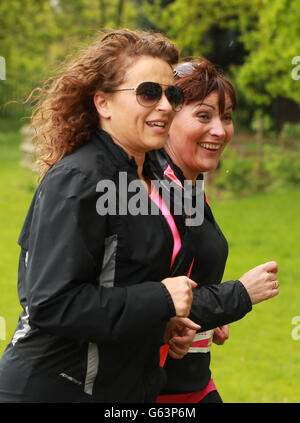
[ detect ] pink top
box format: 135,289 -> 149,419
149,182 -> 182,269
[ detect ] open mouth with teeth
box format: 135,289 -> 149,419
197,142 -> 222,151
146,121 -> 166,128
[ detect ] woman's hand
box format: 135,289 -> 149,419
213,325 -> 229,346
164,316 -> 200,359
161,276 -> 197,317
239,261 -> 280,305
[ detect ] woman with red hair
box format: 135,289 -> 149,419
150,59 -> 280,403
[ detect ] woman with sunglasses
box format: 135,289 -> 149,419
0,29 -> 200,403
147,59 -> 280,403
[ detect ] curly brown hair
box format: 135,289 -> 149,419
30,29 -> 180,177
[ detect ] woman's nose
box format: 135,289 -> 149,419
156,92 -> 174,114
209,117 -> 226,138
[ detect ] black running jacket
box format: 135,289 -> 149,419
146,149 -> 252,394
1,130 -> 196,403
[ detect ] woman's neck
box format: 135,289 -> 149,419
110,134 -> 150,192
164,142 -> 198,185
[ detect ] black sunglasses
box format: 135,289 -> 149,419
108,81 -> 185,112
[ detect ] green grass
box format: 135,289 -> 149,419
208,189 -> 300,403
0,120 -> 299,402
0,118 -> 38,352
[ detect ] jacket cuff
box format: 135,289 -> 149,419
160,283 -> 176,318
236,280 -> 253,313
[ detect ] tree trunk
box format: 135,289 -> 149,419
99,0 -> 106,27
254,113 -> 266,191
116,0 -> 125,27
256,114 -> 264,176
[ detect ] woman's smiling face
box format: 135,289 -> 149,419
95,55 -> 176,158
165,91 -> 234,182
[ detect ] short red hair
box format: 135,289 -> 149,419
174,58 -> 236,113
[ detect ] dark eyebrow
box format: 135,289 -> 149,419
198,102 -> 215,110
196,103 -> 233,112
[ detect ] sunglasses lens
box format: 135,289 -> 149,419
136,82 -> 162,107
165,86 -> 185,111
135,82 -> 184,111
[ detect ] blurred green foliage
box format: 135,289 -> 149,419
146,0 -> 300,106
0,0 -> 298,197
0,0 -> 140,117
212,140 -> 300,196
1,0 -> 300,120
280,121 -> 300,139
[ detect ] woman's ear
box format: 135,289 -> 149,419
94,91 -> 111,119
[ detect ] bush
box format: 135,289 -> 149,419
214,150 -> 257,195
280,122 -> 300,140
264,145 -> 300,186
212,144 -> 300,195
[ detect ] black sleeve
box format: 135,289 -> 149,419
21,165 -> 175,344
189,280 -> 252,330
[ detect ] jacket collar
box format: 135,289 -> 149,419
93,129 -> 138,170
146,149 -> 204,184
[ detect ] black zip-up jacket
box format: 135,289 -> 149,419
0,130 -> 197,403
147,149 -> 252,394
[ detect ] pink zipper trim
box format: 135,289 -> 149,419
149,182 -> 181,269
164,164 -> 184,188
